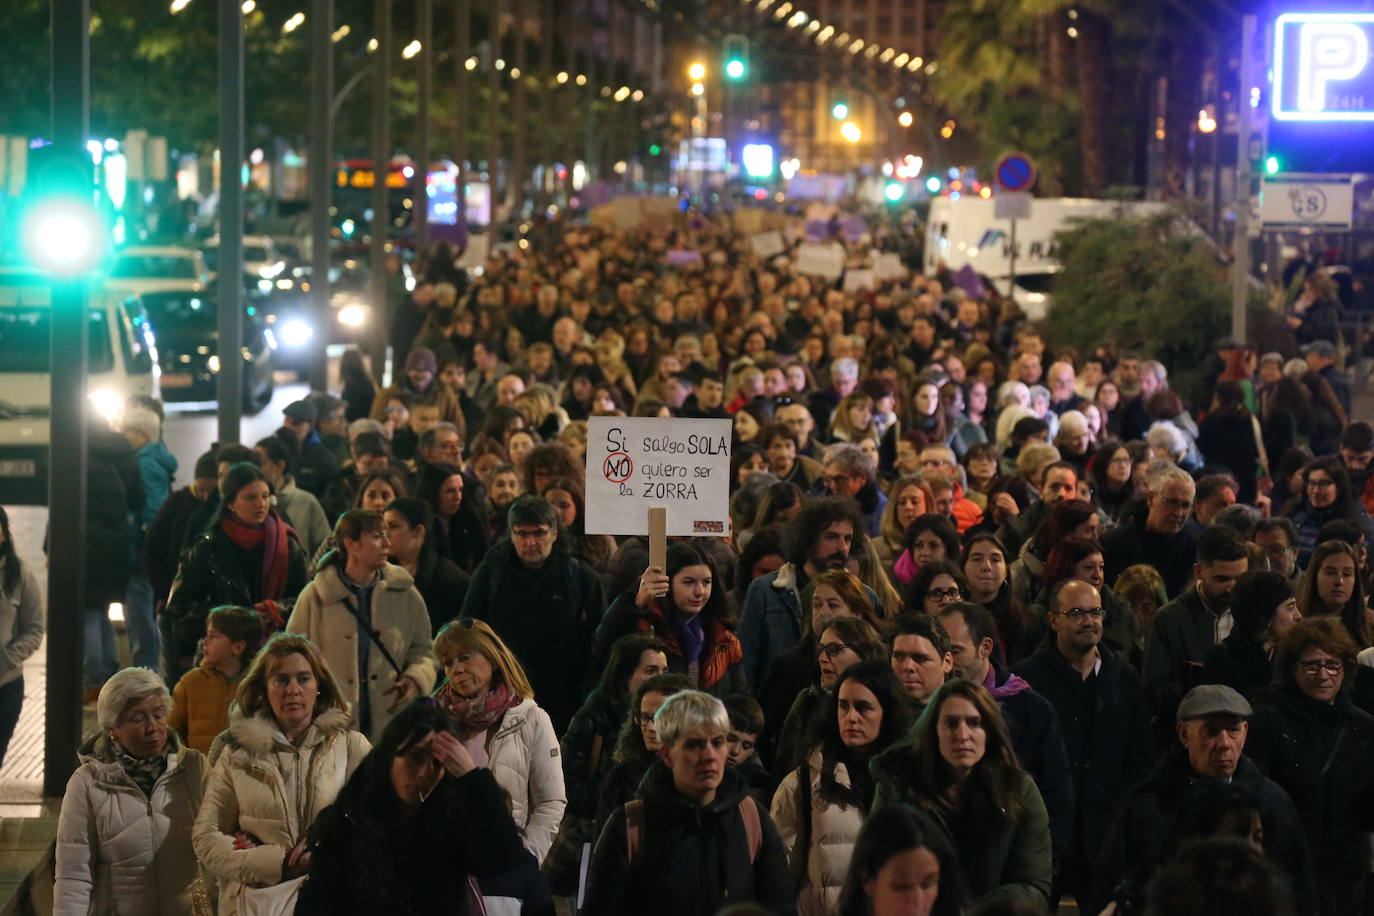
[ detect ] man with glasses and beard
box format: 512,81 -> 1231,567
738,499 -> 874,689
462,495 -> 605,732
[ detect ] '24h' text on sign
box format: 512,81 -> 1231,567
584,417 -> 732,537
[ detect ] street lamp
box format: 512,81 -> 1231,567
897,111 -> 913,128
688,61 -> 706,81
840,120 -> 861,143
691,82 -> 705,96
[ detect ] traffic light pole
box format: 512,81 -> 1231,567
1231,14 -> 1256,346
309,0 -> 333,392
368,0 -> 392,382
218,0 -> 245,443
44,0 -> 91,797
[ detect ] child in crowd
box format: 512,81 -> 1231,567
724,693 -> 771,806
168,605 -> 263,753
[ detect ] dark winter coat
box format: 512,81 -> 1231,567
1013,645 -> 1153,869
560,686 -> 627,821
1096,748 -> 1315,915
1246,686 -> 1374,916
1101,513 -> 1198,599
462,541 -> 604,733
296,767 -> 526,916
86,426 -> 145,606
410,547 -> 470,634
593,593 -> 746,699
433,500 -> 492,574
142,485 -> 209,603
1284,499 -> 1374,568
870,755 -> 1052,908
583,763 -> 794,916
160,523 -> 309,683
1142,587 -> 1221,724
756,642 -> 818,769
772,685 -> 827,781
1196,411 -> 1261,503
1202,633 -> 1275,700
602,536 -> 738,600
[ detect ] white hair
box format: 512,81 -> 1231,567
1056,410 -> 1089,438
1283,358 -> 1309,380
1147,422 -> 1189,460
998,381 -> 1030,409
824,442 -> 875,479
831,357 -> 860,383
120,405 -> 161,441
995,405 -> 1037,449
654,690 -> 729,747
97,667 -> 171,732
348,418 -> 386,439
1145,453 -> 1196,492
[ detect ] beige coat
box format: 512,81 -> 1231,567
55,733 -> 209,916
484,697 -> 567,865
287,562 -> 438,737
770,748 -> 866,916
193,707 -> 370,916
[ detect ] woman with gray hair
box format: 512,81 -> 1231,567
582,690 -> 792,915
55,667 -> 209,915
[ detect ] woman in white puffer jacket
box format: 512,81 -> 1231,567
770,660 -> 916,915
192,634 -> 370,916
431,618 -> 566,863
55,668 -> 209,916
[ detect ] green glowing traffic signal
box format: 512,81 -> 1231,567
21,145 -> 108,276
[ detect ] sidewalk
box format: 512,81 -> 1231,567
0,646 -> 56,916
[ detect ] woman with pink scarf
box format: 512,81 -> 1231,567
432,618 -> 567,864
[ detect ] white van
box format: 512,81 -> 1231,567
0,267 -> 160,505
924,196 -> 1166,319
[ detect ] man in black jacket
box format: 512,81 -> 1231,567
462,495 -> 603,732
1096,685 -> 1315,913
1101,464 -> 1198,597
1015,579 -> 1153,907
937,602 -> 1076,867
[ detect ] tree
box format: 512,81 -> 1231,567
1046,208 -> 1230,403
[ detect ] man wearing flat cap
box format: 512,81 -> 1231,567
280,399 -> 339,498
1092,684 -> 1315,913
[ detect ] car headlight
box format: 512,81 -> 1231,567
275,278 -> 293,290
88,388 -> 124,423
337,304 -> 368,328
279,319 -> 314,347
207,354 -> 221,373
257,278 -> 274,293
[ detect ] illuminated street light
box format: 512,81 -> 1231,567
332,24 -> 351,41
688,62 -> 706,81
402,40 -> 422,59
897,111 -> 914,128
169,0 -> 192,12
1197,108 -> 1217,133
241,0 -> 255,12
282,11 -> 305,33
840,121 -> 862,143
691,82 -> 705,96
556,71 -> 569,83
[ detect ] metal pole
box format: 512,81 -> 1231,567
368,0 -> 392,381
1231,14 -> 1255,345
1009,218 -> 1018,299
217,0 -> 244,443
414,0 -> 432,253
308,0 -> 334,393
511,0 -> 528,220
454,0 -> 470,228
538,0 -> 555,210
45,0 -> 91,798
488,0 -> 503,217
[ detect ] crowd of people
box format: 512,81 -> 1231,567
2,213 -> 1371,916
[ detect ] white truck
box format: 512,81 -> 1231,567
924,196 -> 1165,319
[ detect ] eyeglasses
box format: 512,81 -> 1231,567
818,642 -> 852,659
1158,497 -> 1194,511
925,587 -> 965,602
633,713 -> 656,726
821,474 -> 851,487
511,527 -> 552,541
1306,479 -> 1337,490
1299,660 -> 1343,677
1057,607 -> 1105,620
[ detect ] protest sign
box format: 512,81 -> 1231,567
750,231 -> 785,258
843,269 -> 875,292
795,243 -> 844,280
873,252 -> 907,280
585,417 -> 732,538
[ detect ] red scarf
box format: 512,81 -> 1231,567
436,680 -> 521,734
220,511 -> 292,603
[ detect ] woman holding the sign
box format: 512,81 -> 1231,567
593,543 -> 747,698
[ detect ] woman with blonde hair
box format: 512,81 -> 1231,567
514,384 -> 568,441
829,392 -> 877,445
431,618 -> 567,862
873,476 -> 935,585
194,633 -> 370,915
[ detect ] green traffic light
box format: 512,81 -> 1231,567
884,181 -> 904,202
649,144 -> 661,156
1264,155 -> 1281,175
925,176 -> 941,194
725,59 -> 746,80
22,198 -> 105,275
832,102 -> 849,120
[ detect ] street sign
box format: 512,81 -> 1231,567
1271,13 -> 1374,122
995,153 -> 1037,192
1260,174 -> 1354,229
584,417 -> 733,537
994,191 -> 1033,220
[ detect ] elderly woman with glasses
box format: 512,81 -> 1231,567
1247,618 -> 1374,916
56,668 -> 208,916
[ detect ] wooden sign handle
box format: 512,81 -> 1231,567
648,507 -> 667,571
